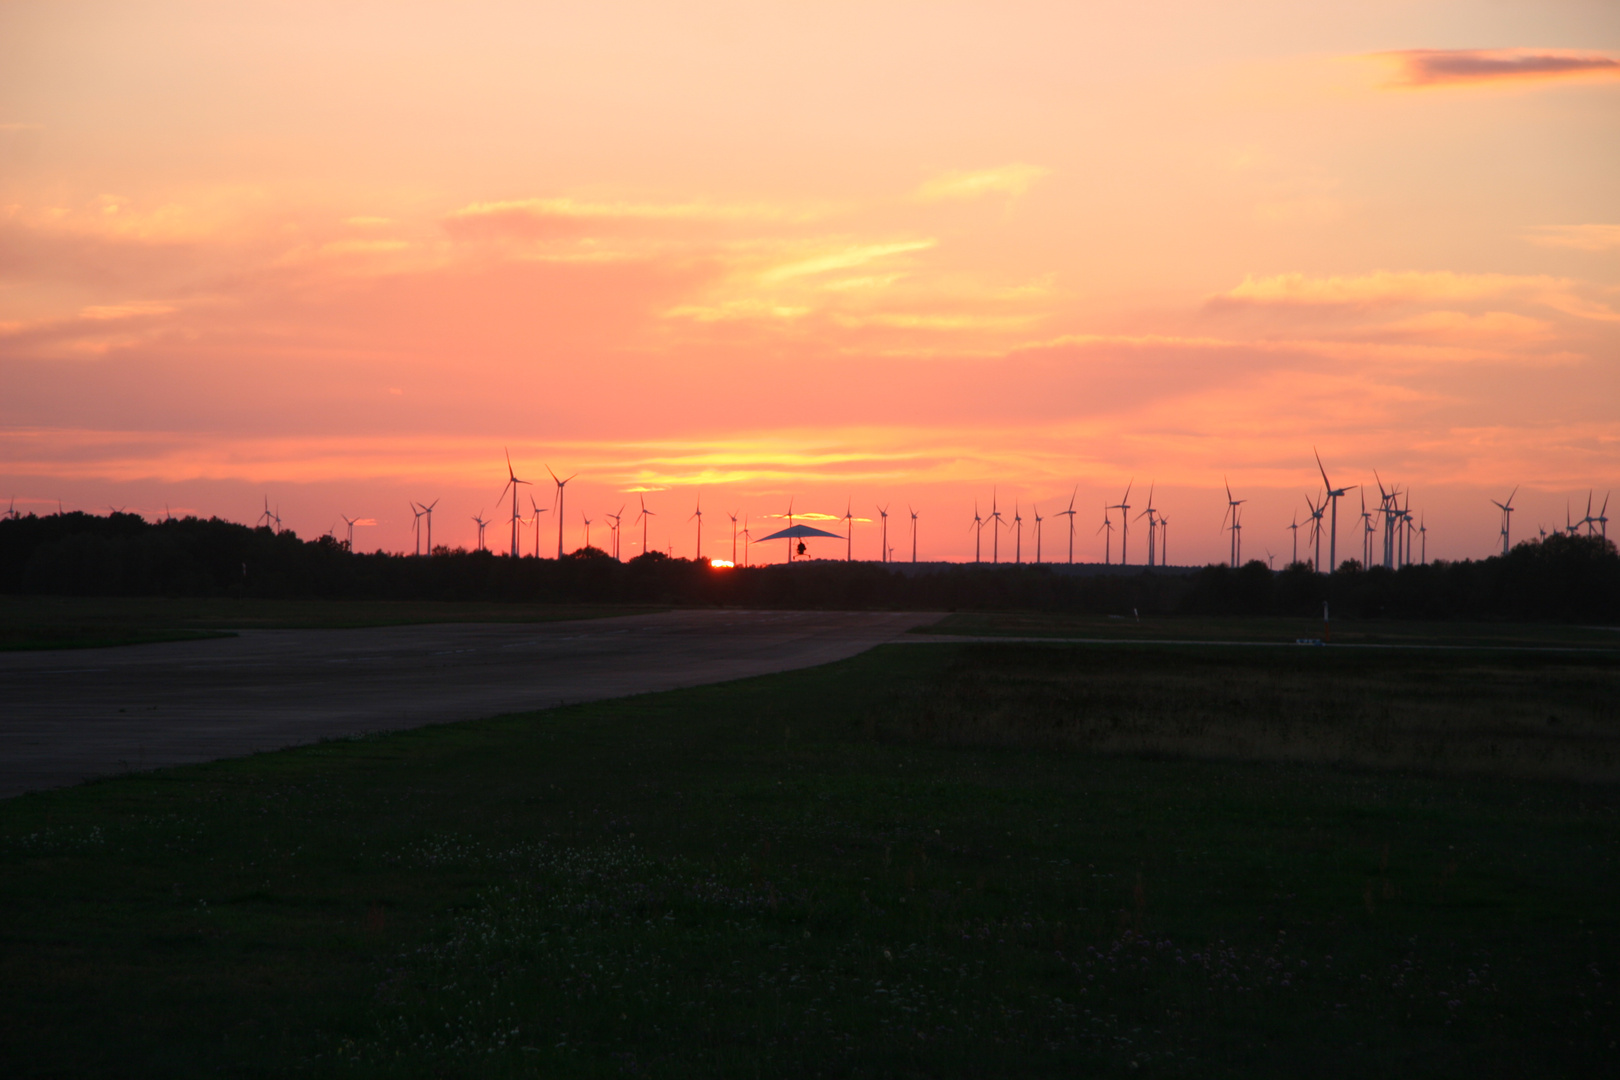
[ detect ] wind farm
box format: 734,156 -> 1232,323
8,446 -> 1611,582
4,3 -> 1618,1075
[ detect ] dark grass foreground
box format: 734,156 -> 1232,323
0,596 -> 664,651
1,643 -> 1617,1077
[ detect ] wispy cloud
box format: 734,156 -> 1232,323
1381,49 -> 1620,88
77,301 -> 176,322
1526,224 -> 1620,251
445,196 -> 804,238
318,239 -> 411,256
1215,270 -> 1535,306
915,164 -> 1049,202
758,240 -> 934,283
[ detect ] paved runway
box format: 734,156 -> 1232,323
0,610 -> 936,798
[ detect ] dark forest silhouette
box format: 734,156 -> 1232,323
1,511 -> 1616,622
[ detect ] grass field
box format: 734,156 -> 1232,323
917,610 -> 1620,648
0,597 -> 666,650
2,640 -> 1616,1077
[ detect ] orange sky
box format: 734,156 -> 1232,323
3,1 -> 1618,563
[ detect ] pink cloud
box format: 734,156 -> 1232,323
1385,48 -> 1620,88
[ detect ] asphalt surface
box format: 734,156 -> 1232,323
0,609 -> 936,798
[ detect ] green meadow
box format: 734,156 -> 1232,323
2,638 -> 1617,1076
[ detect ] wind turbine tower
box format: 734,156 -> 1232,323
637,495 -> 655,558
496,450 -> 531,558
1305,492 -> 1324,572
1059,486 -> 1078,564
421,499 -> 439,554
690,497 -> 704,560
1492,487 -> 1518,558
1111,481 -> 1133,565
1221,479 -> 1245,567
877,504 -> 890,563
529,495 -> 548,557
409,502 -> 426,556
989,490 -> 1004,564
1135,483 -> 1157,567
1315,449 -> 1355,575
909,506 -> 919,563
548,466 -> 577,559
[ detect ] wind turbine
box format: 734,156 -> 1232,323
637,495 -> 655,558
909,505 -> 919,563
547,466 -> 577,559
728,511 -> 739,564
1491,486 -> 1518,558
1221,479 -> 1245,567
1314,449 -> 1355,575
608,505 -> 625,560
1059,486 -> 1078,564
1358,490 -> 1374,567
1098,506 -> 1114,565
1288,513 -> 1301,566
472,511 -> 489,552
420,499 -> 439,554
690,497 -> 704,560
1159,515 -> 1169,565
342,514 -> 359,550
876,504 -> 890,564
409,502 -> 426,555
1419,515 -> 1427,565
495,449 -> 531,558
1597,492 -> 1610,540
529,494 -> 548,556
5,496 -> 15,520
1580,491 -> 1596,537
1374,471 -> 1399,569
1135,483 -> 1157,567
582,511 -> 594,552
741,514 -> 753,567
784,498 -> 796,562
1110,481 -> 1133,565
970,501 -> 984,563
258,497 -> 275,531
1305,492 -> 1325,572
1032,504 -> 1043,563
1012,503 -> 1024,563
989,490 -> 1004,564
843,499 -> 854,561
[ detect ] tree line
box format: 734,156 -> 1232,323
1,511 -> 1616,622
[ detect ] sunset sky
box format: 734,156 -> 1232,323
3,0 -> 1617,564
